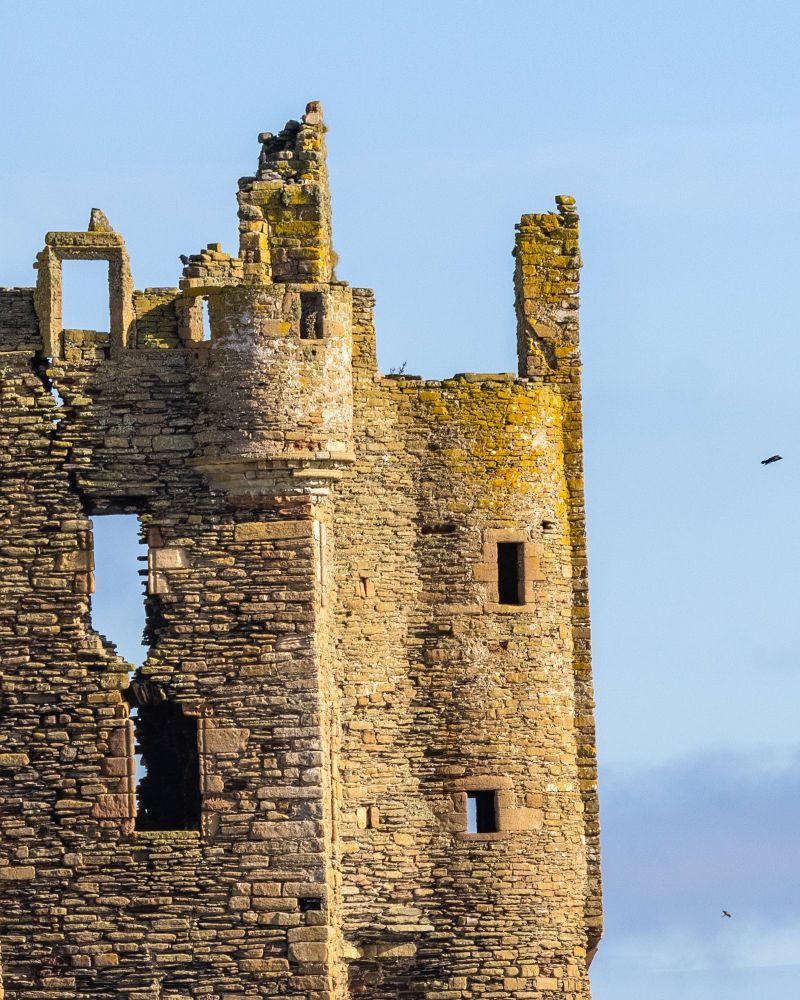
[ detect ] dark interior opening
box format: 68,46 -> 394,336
420,522 -> 457,535
497,542 -> 523,605
134,700 -> 201,831
467,790 -> 498,833
300,292 -> 324,340
298,896 -> 323,912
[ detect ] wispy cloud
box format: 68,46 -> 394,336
592,746 -> 800,998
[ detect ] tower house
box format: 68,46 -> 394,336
0,102 -> 601,1000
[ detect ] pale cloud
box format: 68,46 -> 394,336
591,747 -> 800,998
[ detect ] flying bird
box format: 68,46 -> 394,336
761,455 -> 782,465
722,910 -> 732,918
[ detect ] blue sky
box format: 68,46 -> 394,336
3,2 -> 800,995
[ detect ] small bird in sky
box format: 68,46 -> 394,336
761,455 -> 782,465
179,254 -> 190,266
722,910 -> 732,918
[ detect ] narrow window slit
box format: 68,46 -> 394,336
466,790 -> 498,834
497,541 -> 524,605
201,297 -> 212,341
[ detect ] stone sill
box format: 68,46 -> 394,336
454,832 -> 509,843
131,830 -> 201,844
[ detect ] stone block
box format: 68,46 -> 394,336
288,941 -> 328,964
150,547 -> 188,569
91,794 -> 134,819
94,953 -> 119,968
234,520 -> 315,541
202,726 -> 250,753
0,866 -> 35,879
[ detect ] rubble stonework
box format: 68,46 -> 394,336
0,102 -> 601,999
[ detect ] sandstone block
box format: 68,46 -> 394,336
288,941 -> 328,964
0,866 -> 35,880
234,520 -> 314,541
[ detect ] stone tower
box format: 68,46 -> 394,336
0,102 -> 602,999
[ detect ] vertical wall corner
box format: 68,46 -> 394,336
513,197 -> 581,380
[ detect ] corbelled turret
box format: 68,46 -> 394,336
177,102 -> 354,497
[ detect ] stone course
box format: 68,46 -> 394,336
0,102 -> 601,999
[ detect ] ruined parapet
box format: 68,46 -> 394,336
237,100 -> 335,283
178,242 -> 247,295
513,196 -> 581,380
33,210 -> 136,360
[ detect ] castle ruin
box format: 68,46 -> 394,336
0,102 -> 601,999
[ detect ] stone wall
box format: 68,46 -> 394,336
0,102 -> 601,1000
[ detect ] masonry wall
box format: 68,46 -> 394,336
0,103 -> 601,1000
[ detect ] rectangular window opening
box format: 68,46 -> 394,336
466,790 -> 498,834
133,699 -> 201,831
61,259 -> 111,332
497,542 -> 524,605
91,514 -> 151,815
300,292 -> 324,340
91,514 -> 148,666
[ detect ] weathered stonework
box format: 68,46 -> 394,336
0,102 -> 601,999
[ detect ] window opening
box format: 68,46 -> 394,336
52,386 -> 65,426
466,790 -> 498,833
298,896 -> 323,912
300,292 -> 324,339
91,514 -> 148,665
421,522 -> 457,535
201,297 -> 212,342
91,514 -> 149,791
497,541 -> 524,605
61,259 -> 111,332
133,699 -> 201,831
42,376 -> 65,427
